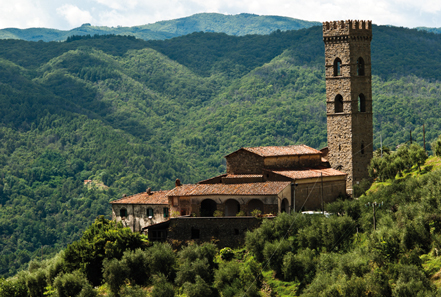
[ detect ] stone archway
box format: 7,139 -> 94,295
225,199 -> 240,216
248,199 -> 264,215
281,198 -> 290,214
200,199 -> 217,217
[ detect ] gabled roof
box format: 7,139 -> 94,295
226,145 -> 322,158
270,168 -> 346,179
198,174 -> 227,184
167,182 -> 291,197
225,174 -> 264,178
110,190 -> 169,205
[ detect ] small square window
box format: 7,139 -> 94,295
120,209 -> 127,218
191,227 -> 200,239
147,208 -> 154,217
163,207 -> 169,218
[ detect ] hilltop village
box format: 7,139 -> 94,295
110,20 -> 374,246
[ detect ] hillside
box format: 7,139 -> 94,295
1,25 -> 441,277
0,13 -> 320,42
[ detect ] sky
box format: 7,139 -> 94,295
0,0 -> 440,30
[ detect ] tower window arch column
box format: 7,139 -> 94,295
357,57 -> 365,76
334,58 -> 342,76
335,94 -> 343,113
358,94 -> 366,112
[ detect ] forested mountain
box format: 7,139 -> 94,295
1,24 -> 441,277
0,13 -> 320,42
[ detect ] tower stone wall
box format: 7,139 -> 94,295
323,20 -> 373,193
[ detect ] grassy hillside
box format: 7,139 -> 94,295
1,25 -> 441,277
0,13 -> 320,42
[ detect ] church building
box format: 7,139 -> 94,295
110,20 -> 374,243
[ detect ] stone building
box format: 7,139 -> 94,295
323,20 -> 373,193
110,189 -> 169,232
111,144 -> 347,233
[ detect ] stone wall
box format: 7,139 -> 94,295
226,150 -> 264,174
166,217 -> 266,248
263,155 -> 321,169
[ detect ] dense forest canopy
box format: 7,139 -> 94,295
0,24 -> 441,278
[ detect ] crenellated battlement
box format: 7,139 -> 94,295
323,20 -> 372,40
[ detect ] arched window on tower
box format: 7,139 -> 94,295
334,58 -> 342,76
358,93 -> 366,112
357,57 -> 365,76
335,94 -> 343,113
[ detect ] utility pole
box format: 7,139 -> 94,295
321,173 -> 324,214
366,201 -> 382,230
291,181 -> 298,213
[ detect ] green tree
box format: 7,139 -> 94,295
63,216 -> 146,286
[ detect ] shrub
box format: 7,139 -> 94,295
0,272 -> 28,297
121,248 -> 150,286
149,242 -> 176,281
151,274 -> 174,297
119,285 -> 147,297
182,275 -> 212,297
26,269 -> 47,297
78,282 -> 97,297
176,243 -> 218,286
102,258 -> 128,296
432,135 -> 441,157
214,258 -> 261,297
213,210 -> 223,217
47,252 -> 66,285
282,248 -> 317,283
175,258 -> 210,286
392,264 -> 435,296
263,239 -> 291,277
236,211 -> 246,216
53,270 -> 87,297
220,247 -> 234,261
245,219 -> 276,262
250,209 -> 261,217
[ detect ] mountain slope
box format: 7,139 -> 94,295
0,13 -> 320,42
1,25 -> 441,277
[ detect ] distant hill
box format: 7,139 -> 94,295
416,27 -> 441,34
0,13 -> 320,42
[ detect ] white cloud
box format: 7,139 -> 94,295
1,0 -> 441,30
56,4 -> 94,27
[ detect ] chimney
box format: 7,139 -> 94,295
175,178 -> 181,187
123,194 -> 126,198
146,187 -> 152,195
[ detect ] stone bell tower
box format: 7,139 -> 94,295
323,20 -> 373,194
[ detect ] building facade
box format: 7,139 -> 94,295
323,20 -> 373,193
110,189 -> 169,232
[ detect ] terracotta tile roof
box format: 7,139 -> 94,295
270,168 -> 346,179
167,182 -> 290,197
110,190 -> 169,205
232,145 -> 322,157
225,174 -> 263,178
197,174 -> 227,184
